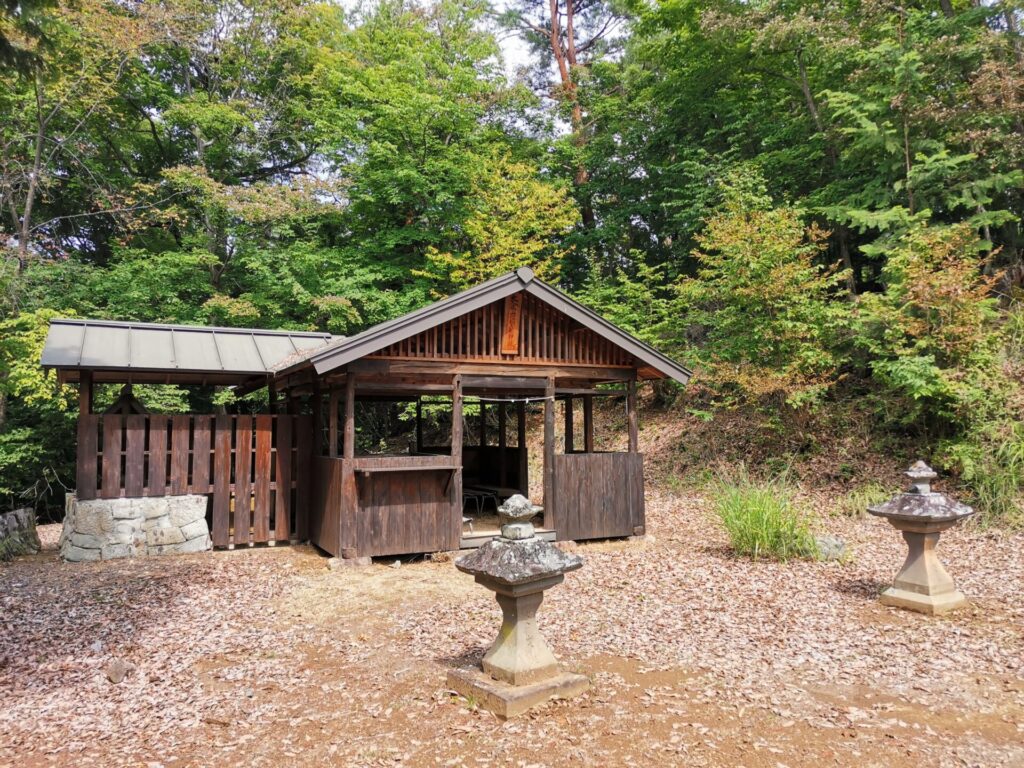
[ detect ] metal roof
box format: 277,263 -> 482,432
42,319 -> 337,377
279,267 -> 693,384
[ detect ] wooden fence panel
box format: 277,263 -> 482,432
77,413 -> 310,547
212,415 -> 232,547
124,415 -> 146,497
192,416 -> 211,492
253,415 -> 272,541
101,416 -> 122,498
233,415 -> 253,546
77,415 -> 99,501
553,452 -> 644,541
170,415 -> 191,495
147,416 -> 168,497
274,416 -> 292,541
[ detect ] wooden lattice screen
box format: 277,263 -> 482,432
76,414 -> 311,547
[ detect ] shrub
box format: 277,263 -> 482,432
711,469 -> 817,561
835,482 -> 893,518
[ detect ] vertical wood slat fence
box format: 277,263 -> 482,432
77,414 -> 312,548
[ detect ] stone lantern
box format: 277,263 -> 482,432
868,461 -> 975,615
448,495 -> 589,717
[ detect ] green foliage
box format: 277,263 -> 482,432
675,169 -> 851,407
835,482 -> 893,518
711,468 -> 817,562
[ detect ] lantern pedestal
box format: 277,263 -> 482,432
879,524 -> 966,615
448,495 -> 588,718
869,462 -> 973,616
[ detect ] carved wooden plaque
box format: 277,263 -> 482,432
500,294 -> 523,355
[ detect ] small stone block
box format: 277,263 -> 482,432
447,667 -> 589,718
146,527 -> 185,546
879,586 -> 967,615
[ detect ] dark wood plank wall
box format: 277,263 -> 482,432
311,456 -> 344,557
354,466 -> 454,557
368,293 -> 634,367
77,414 -> 311,548
553,452 -> 645,541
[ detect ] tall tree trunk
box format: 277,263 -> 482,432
796,47 -> 857,294
17,71 -> 46,270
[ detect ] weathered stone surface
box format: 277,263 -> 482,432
105,659 -> 135,684
168,496 -> 206,527
63,545 -> 102,562
456,538 -> 582,585
61,495 -> 212,562
180,519 -> 208,541
146,527 -> 185,546
0,507 -> 41,560
814,535 -> 848,562
447,667 -> 589,719
328,556 -> 371,569
69,532 -> 104,550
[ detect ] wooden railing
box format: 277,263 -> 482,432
76,414 -> 312,547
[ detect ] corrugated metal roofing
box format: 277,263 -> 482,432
41,319 -> 337,375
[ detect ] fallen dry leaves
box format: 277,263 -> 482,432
1,490 -> 1022,768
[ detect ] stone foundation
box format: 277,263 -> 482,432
0,507 -> 41,560
60,493 -> 211,562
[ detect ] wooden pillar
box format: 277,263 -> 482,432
498,402 -> 507,487
343,375 -> 356,459
516,400 -> 527,495
478,401 -> 487,447
415,397 -> 424,452
627,378 -> 638,454
311,379 -> 323,456
79,370 -> 92,415
267,380 -> 278,415
328,387 -> 339,457
563,395 -> 574,454
450,375 -> 464,550
583,394 -> 594,453
340,374 -> 358,558
543,376 -> 555,531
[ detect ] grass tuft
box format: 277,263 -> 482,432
835,482 -> 892,518
711,468 -> 817,561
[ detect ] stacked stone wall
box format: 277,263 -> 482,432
60,494 -> 211,562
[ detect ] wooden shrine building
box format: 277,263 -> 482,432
42,267 -> 691,560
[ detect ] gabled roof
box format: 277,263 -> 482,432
278,267 -> 692,384
42,318 -> 337,378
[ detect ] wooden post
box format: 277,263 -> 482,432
415,397 -> 424,452
478,401 -> 487,447
311,379 -> 323,456
564,395 -> 574,454
450,375 -> 464,550
79,370 -> 92,415
343,375 -> 356,459
543,376 -> 555,531
516,400 -> 527,495
498,402 -> 507,487
267,380 -> 278,415
328,387 -> 339,457
583,394 -> 594,453
627,378 -> 638,454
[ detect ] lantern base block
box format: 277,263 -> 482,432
447,666 -> 589,718
879,585 -> 967,615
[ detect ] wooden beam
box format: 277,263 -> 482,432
328,387 -> 339,457
343,375 -> 356,460
78,370 -> 92,415
543,375 -> 555,530
498,402 -> 507,487
311,379 -> 323,456
564,395 -> 574,454
627,378 -> 638,453
479,401 -> 487,447
516,400 -> 528,496
450,374 -> 464,551
415,398 -> 424,452
267,381 -> 278,414
583,394 -> 594,453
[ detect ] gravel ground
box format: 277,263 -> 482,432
1,491 -> 1021,767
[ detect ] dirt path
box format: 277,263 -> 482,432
1,492 -> 1021,767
